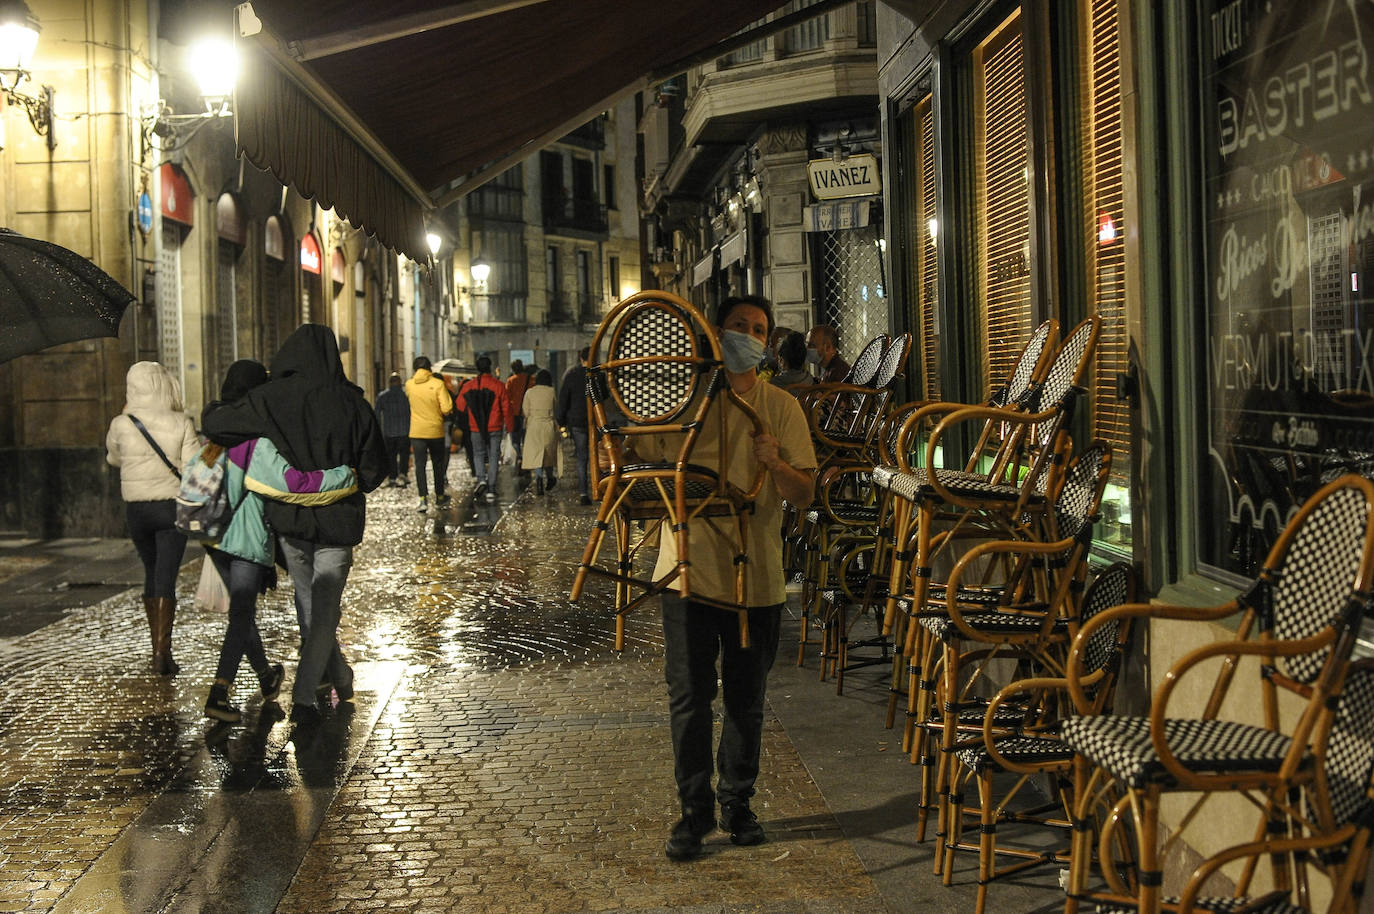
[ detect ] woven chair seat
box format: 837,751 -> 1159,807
956,735 -> 1075,775
880,467 -> 1022,503
920,612 -> 1067,640
1059,716 -> 1295,789
819,578 -> 888,606
805,504 -> 881,525
872,464 -> 899,490
1094,898 -> 1305,914
622,462 -> 719,502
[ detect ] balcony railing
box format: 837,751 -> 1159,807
470,293 -> 527,324
559,118 -> 605,150
542,197 -> 609,234
547,292 -> 604,325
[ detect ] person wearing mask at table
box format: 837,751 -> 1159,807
804,324 -> 849,383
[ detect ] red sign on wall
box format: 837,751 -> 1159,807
159,163 -> 194,227
300,233 -> 322,274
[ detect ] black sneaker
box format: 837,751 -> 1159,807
436,493 -> 452,507
664,810 -> 715,861
719,801 -> 766,846
204,685 -> 242,723
257,663 -> 285,701
545,476 -> 557,492
579,495 -> 593,506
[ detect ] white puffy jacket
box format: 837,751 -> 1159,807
105,362 -> 202,502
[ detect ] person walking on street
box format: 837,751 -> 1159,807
555,346 -> 593,506
105,361 -> 202,675
506,359 -> 535,471
202,324 -> 388,727
520,369 -> 559,495
200,360 -> 358,723
454,355 -> 509,502
804,324 -> 849,383
405,356 -> 454,513
627,296 -> 818,861
375,372 -> 411,487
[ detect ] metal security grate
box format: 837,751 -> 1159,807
818,224 -> 889,360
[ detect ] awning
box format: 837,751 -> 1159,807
232,0 -> 800,262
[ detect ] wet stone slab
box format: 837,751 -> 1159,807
0,467 -> 883,912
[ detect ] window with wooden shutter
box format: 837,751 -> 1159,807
897,94 -> 941,400
973,9 -> 1033,398
1080,0 -> 1131,549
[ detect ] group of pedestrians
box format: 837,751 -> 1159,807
105,305 -> 836,863
106,324 -> 387,726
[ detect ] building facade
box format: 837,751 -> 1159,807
0,0 -> 447,538
877,0 -> 1374,887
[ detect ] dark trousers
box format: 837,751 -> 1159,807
208,548 -> 269,683
661,592 -> 782,812
126,499 -> 187,600
411,437 -> 448,497
511,415 -> 526,465
384,435 -> 410,480
570,426 -> 590,498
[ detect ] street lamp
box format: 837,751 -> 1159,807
142,34 -> 237,150
0,0 -> 54,149
426,232 -> 443,257
470,257 -> 490,293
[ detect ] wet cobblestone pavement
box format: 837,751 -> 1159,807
0,456 -> 1064,913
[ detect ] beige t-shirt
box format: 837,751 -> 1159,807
640,378 -> 817,607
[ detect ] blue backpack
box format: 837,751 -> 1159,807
175,443 -> 233,541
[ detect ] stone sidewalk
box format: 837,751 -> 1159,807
0,463 -> 1065,914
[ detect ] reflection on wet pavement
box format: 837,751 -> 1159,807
1,461 -> 886,913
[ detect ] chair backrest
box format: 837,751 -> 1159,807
1077,562 -> 1135,686
1317,659 -> 1374,831
844,334 -> 889,387
994,319 -> 1058,408
1050,440 -> 1112,544
871,332 -> 912,390
592,292 -> 719,427
1262,474 -> 1374,685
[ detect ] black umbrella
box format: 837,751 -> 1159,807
0,227 -> 137,364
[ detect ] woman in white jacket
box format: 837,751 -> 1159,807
105,362 -> 201,674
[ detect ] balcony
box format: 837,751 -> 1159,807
547,292 -> 604,326
542,197 -> 609,236
559,117 -> 606,150
469,293 -> 527,325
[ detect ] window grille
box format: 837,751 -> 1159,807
973,9 -> 1033,399
818,223 -> 888,360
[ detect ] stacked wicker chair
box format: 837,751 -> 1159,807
568,290 -> 766,650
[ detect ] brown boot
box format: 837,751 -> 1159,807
149,597 -> 179,675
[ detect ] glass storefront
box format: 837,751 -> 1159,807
1197,0 -> 1374,577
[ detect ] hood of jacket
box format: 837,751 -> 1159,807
411,367 -> 436,384
270,324 -> 347,386
122,361 -> 184,414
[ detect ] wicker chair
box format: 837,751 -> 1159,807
942,562 -> 1136,914
1059,474 -> 1374,914
569,290 -> 766,650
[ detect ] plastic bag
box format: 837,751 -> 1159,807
195,555 -> 230,613
500,434 -> 517,466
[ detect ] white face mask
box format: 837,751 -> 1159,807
804,347 -> 822,366
720,329 -> 766,373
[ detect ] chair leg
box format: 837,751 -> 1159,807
974,768 -> 995,914
1064,755 -> 1094,914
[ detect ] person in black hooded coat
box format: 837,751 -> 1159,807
203,324 -> 387,724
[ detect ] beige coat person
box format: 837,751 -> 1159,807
520,383 -> 559,471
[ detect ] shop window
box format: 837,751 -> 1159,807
1079,0 -> 1131,550
896,94 -> 941,399
1196,1 -> 1374,578
972,8 -> 1034,398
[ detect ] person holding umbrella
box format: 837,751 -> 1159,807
105,361 -> 201,675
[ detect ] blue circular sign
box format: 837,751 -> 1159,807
137,191 -> 153,234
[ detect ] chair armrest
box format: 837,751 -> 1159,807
1176,825 -> 1360,914
982,674 -> 1094,773
1148,627 -> 1341,789
942,537 -> 1080,643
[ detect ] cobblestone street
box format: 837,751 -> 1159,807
0,456 -> 1062,913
